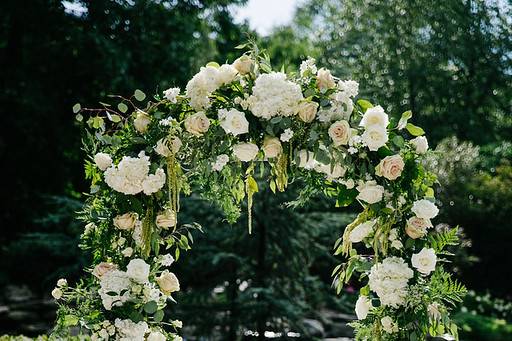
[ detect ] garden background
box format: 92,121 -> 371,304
0,0 -> 511,339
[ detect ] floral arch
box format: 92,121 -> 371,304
53,44 -> 466,340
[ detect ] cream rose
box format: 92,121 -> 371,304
405,216 -> 432,239
349,220 -> 376,243
411,247 -> 437,275
184,112 -> 210,136
316,68 -> 336,90
356,181 -> 384,204
134,110 -> 151,133
375,155 -> 405,180
262,137 -> 282,158
233,142 -> 259,162
93,262 -> 118,279
156,270 -> 180,295
355,296 -> 372,320
156,209 -> 177,229
412,199 -> 439,220
154,137 -> 182,157
362,126 -> 388,151
411,136 -> 429,154
113,212 -> 138,230
51,288 -> 63,300
94,153 -> 112,171
219,108 -> 249,136
233,55 -> 253,75
298,101 -> 318,123
126,258 -> 150,284
328,120 -> 351,146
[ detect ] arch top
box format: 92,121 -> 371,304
54,43 -> 465,340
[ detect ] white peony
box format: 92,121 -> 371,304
98,270 -> 131,310
360,105 -> 389,129
163,87 -> 180,103
361,125 -> 388,151
233,142 -> 259,162
248,72 -> 303,119
355,296 -> 372,320
405,216 -> 432,239
297,101 -> 318,123
381,316 -> 398,333
316,68 -> 336,90
328,120 -> 351,146
156,270 -> 180,295
368,257 -> 413,307
126,258 -> 150,284
147,331 -> 167,341
411,247 -> 437,275
114,318 -> 149,341
114,212 -> 138,230
412,199 -> 439,220
375,154 -> 405,180
219,108 -> 249,136
338,80 -> 359,98
262,137 -> 282,158
411,136 -> 429,154
154,137 -> 182,157
184,111 -> 210,136
356,181 -> 384,204
142,168 -> 166,195
134,110 -> 151,133
212,154 -> 229,171
349,220 -> 376,243
233,55 -> 253,75
94,153 -> 112,171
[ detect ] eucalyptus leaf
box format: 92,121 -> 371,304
134,89 -> 146,101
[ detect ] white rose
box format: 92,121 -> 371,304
134,110 -> 151,133
93,262 -> 118,279
163,87 -> 180,103
381,316 -> 398,333
316,68 -> 336,90
154,137 -> 182,157
184,112 -> 210,136
122,247 -> 133,257
51,288 -> 63,300
57,278 -> 67,287
219,108 -> 249,136
147,331 -> 167,341
233,55 -> 253,75
262,137 -> 282,158
355,296 -> 373,320
156,270 -> 180,295
412,199 -> 439,220
328,120 -> 351,146
156,209 -> 177,229
362,126 -> 388,151
114,212 -> 138,230
217,64 -> 238,85
405,216 -> 432,239
411,136 -> 428,154
126,258 -> 150,284
356,181 -> 384,204
375,155 -> 405,180
94,153 -> 112,171
233,142 -> 259,162
298,101 -> 318,123
360,105 -> 389,129
349,220 -> 376,243
412,247 -> 437,275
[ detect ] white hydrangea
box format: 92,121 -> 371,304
338,80 -> 359,98
163,87 -> 180,103
141,168 -> 166,195
280,128 -> 294,142
114,318 -> 149,341
160,253 -> 175,267
185,64 -> 237,110
248,72 -> 303,119
98,270 -> 131,310
212,154 -> 230,171
368,257 -> 414,308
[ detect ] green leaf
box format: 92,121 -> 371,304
397,110 -> 412,130
153,310 -> 164,322
134,89 -> 146,101
62,314 -> 79,327
75,114 -> 83,122
144,301 -> 158,314
336,185 -> 358,207
392,135 -> 405,148
270,116 -> 282,124
206,61 -> 220,68
129,311 -> 144,323
357,99 -> 373,112
406,123 -> 425,136
118,102 -> 128,113
72,103 -> 81,113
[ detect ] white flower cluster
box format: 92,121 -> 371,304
186,64 -> 237,110
248,72 -> 303,119
368,257 -> 414,308
359,105 -> 389,151
103,152 -> 165,195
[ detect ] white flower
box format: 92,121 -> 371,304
411,247 -> 437,275
217,64 -> 238,85
122,247 -> 133,257
104,152 -> 157,195
356,180 -> 384,204
262,137 -> 282,158
316,68 -> 336,90
233,55 -> 253,75
381,316 -> 398,333
156,209 -> 176,229
298,101 -> 318,123
212,154 -> 229,171
114,212 -> 138,230
219,108 -> 249,136
147,331 -> 167,341
360,105 -> 388,129
355,296 -> 372,320
93,262 -> 118,279
161,254 -> 175,267
163,87 -> 180,103
134,110 -> 151,133
114,318 -> 149,341
405,216 -> 432,239
328,120 -> 351,146
296,150 -> 317,169
142,168 -> 166,195
411,136 -> 429,154
391,239 -> 403,250
98,270 -> 131,310
375,155 -> 405,180
280,128 -> 294,142
57,278 -> 67,287
156,270 -> 180,295
368,257 -> 413,307
126,258 -> 150,284
233,142 -> 259,162
94,153 -> 112,171
315,163 -> 346,181
349,220 -> 376,243
184,111 -> 210,136
132,221 -> 143,246
412,199 -> 439,220
185,65 -> 221,110
299,57 -> 317,76
362,126 -> 388,151
51,288 -> 63,299
248,72 -> 303,119
154,137 -> 182,157
338,80 -> 359,98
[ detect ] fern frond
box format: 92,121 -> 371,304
428,227 -> 459,252
430,268 -> 467,306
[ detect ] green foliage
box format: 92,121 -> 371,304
430,268 -> 467,307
